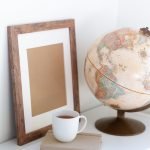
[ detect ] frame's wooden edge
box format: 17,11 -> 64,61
7,19 -> 75,34
21,126 -> 51,145
69,21 -> 80,113
7,26 -> 26,145
7,19 -> 80,145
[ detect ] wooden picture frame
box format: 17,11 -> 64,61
8,19 -> 80,145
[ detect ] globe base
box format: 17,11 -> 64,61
95,111 -> 145,136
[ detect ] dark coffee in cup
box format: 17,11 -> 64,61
57,115 -> 74,119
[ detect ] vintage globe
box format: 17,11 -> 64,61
85,28 -> 150,111
84,28 -> 150,135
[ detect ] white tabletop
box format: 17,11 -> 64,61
82,106 -> 150,150
0,105 -> 150,150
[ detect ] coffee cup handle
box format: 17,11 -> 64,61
77,115 -> 87,133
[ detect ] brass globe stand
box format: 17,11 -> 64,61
95,104 -> 150,136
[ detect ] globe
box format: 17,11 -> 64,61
84,27 -> 150,135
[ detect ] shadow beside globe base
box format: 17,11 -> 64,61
95,110 -> 145,136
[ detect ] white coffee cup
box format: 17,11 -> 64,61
52,109 -> 87,142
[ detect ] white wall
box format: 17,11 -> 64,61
117,0 -> 150,28
0,0 -> 119,143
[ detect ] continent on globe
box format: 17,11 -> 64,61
95,65 -> 125,100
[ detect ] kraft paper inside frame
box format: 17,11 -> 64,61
27,43 -> 67,116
